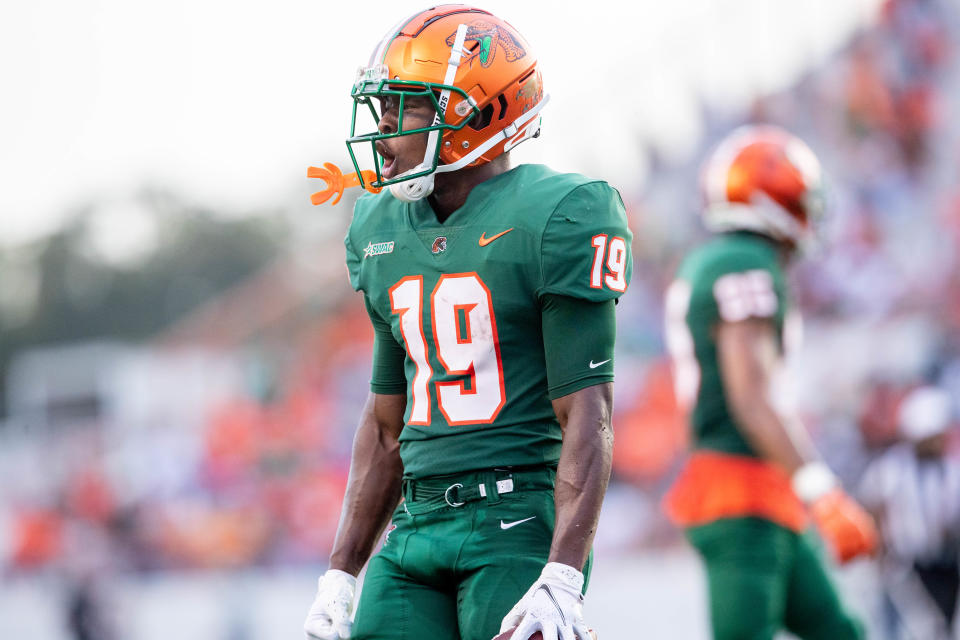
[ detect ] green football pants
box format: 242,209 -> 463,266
352,467 -> 591,640
687,517 -> 864,640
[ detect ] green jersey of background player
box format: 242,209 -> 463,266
304,6 -> 632,640
663,125 -> 877,639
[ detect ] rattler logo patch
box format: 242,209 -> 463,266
447,21 -> 526,68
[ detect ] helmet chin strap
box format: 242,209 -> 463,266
435,95 -> 549,173
389,172 -> 435,202
389,93 -> 550,202
388,23 -> 467,203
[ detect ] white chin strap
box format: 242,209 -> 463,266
389,94 -> 549,202
387,22 -> 549,203
388,96 -> 548,202
435,95 -> 548,173
389,172 -> 435,202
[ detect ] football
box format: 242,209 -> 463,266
492,629 -> 597,640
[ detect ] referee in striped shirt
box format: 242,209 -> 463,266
860,386 -> 960,640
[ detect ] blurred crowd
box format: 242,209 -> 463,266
2,0 -> 960,637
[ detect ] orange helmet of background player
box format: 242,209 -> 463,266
347,5 -> 547,201
701,125 -> 824,248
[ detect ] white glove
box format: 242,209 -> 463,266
500,562 -> 591,640
304,569 -> 357,640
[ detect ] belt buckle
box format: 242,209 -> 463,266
478,476 -> 514,499
444,482 -> 465,507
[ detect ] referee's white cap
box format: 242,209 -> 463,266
899,386 -> 954,442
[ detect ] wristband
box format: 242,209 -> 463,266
791,461 -> 837,503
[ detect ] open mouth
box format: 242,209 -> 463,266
376,142 -> 397,179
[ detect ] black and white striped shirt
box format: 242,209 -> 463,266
859,445 -> 960,564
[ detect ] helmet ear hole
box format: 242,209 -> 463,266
468,103 -> 495,131
496,94 -> 508,120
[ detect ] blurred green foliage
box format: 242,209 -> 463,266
0,191 -> 285,417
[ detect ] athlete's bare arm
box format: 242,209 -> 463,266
716,318 -> 818,474
328,392 -> 406,576
549,382 -> 614,569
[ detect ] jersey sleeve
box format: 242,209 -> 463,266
345,229 -> 362,292
538,182 -> 633,302
364,295 -> 407,395
541,294 -> 616,399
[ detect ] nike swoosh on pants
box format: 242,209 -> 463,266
500,516 -> 536,530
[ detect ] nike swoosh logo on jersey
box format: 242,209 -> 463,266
478,228 -> 514,247
500,516 -> 536,530
589,359 -> 611,369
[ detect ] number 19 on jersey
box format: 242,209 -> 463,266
389,273 -> 506,426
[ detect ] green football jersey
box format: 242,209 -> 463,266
345,164 -> 632,478
665,231 -> 787,457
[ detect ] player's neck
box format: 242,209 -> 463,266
777,243 -> 796,267
733,230 -> 795,267
428,154 -> 512,223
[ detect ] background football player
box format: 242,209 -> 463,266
303,5 -> 632,640
662,125 -> 877,639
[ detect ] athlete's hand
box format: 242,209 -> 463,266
304,569 -> 357,640
500,563 -> 591,640
810,489 -> 878,564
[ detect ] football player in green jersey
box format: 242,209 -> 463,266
663,125 -> 878,639
303,6 -> 632,640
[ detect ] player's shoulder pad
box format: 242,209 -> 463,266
533,167 -> 633,302
344,189 -> 405,292
680,232 -> 782,286
500,164 -> 612,227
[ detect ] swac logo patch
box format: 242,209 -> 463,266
363,241 -> 394,259
432,236 -> 447,254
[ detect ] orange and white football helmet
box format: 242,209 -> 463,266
701,125 -> 824,249
347,5 -> 548,201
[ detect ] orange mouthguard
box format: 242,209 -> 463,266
308,163 -> 382,205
